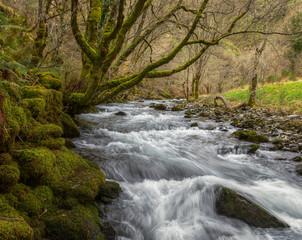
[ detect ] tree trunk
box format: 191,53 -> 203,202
247,40 -> 266,107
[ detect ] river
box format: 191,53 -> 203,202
74,100 -> 302,240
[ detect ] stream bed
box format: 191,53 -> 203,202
74,100 -> 302,240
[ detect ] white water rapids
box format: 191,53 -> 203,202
74,100 -> 302,240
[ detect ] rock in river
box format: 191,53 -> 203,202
216,187 -> 289,228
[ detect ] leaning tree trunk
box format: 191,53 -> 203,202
247,40 -> 266,107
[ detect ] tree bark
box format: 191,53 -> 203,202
247,40 -> 267,106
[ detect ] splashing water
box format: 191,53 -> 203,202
74,100 -> 302,240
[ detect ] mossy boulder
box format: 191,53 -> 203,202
33,185 -> 54,208
42,204 -> 104,240
216,187 -> 289,228
0,195 -> 34,240
36,72 -> 62,90
0,152 -> 13,165
248,144 -> 260,154
27,124 -> 63,142
0,165 -> 20,192
232,130 -> 269,143
21,98 -> 45,118
0,84 -> 28,152
153,104 -> 167,110
190,122 -> 198,127
49,148 -> 105,202
17,146 -> 105,202
292,156 -> 302,162
65,139 -> 76,149
22,86 -> 63,124
272,139 -> 284,150
97,181 -> 121,204
17,147 -> 56,186
38,137 -> 65,150
60,112 -> 80,138
8,184 -> 42,216
171,106 -> 184,111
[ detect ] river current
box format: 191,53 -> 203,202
74,100 -> 302,240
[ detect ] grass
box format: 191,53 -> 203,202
222,80 -> 302,114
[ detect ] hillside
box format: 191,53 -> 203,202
223,79 -> 302,114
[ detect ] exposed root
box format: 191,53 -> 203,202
214,95 -> 246,109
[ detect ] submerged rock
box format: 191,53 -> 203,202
216,187 -> 289,228
115,111 -> 127,116
296,164 -> 302,175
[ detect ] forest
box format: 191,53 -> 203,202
0,0 -> 302,240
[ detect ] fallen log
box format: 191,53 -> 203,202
214,95 -> 246,109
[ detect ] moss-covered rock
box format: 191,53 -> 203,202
65,139 -> 76,149
153,104 -> 167,110
60,112 -> 80,138
33,185 -> 53,208
292,156 -> 302,162
97,181 -> 121,204
232,130 -> 269,143
0,165 -> 20,192
248,144 -> 260,154
49,148 -> 105,202
21,98 -> 45,118
171,106 -> 184,111
27,124 -> 63,142
190,122 -> 198,127
296,164 -> 302,175
0,195 -> 34,240
42,204 -> 104,240
22,86 -> 63,124
0,152 -> 13,165
17,147 -> 56,186
38,137 -> 65,150
272,139 -> 284,150
216,187 -> 289,228
8,184 -> 42,216
0,85 -> 28,152
36,72 -> 62,90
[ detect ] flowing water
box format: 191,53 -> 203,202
74,100 -> 302,240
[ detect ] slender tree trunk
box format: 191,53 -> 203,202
248,40 -> 266,106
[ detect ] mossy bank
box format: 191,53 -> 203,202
0,72 -> 117,240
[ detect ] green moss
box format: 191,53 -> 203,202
60,112 -> 80,138
0,165 -> 20,192
21,98 -> 45,118
27,124 -> 63,142
33,185 -> 53,209
0,195 -> 34,240
232,130 -> 269,143
216,187 -> 289,228
1,94 -> 28,152
37,72 -> 62,90
0,153 -> 13,165
42,204 -> 104,240
9,184 -> 42,216
49,147 -> 105,203
22,86 -> 63,124
17,147 -> 56,186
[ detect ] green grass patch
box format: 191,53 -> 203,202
223,80 -> 302,114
